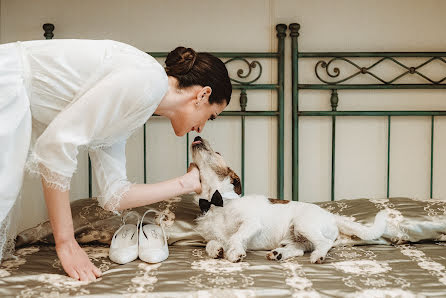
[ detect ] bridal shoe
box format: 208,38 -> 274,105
138,209 -> 169,263
109,211 -> 140,264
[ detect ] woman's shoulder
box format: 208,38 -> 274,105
107,40 -> 159,63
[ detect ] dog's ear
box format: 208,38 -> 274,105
228,168 -> 242,195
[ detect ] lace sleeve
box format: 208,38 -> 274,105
88,139 -> 132,215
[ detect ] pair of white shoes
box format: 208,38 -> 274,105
109,209 -> 169,264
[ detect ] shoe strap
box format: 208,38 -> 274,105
139,209 -> 168,246
113,222 -> 136,241
113,224 -> 126,240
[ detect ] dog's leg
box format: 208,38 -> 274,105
291,211 -> 338,264
206,240 -> 224,259
226,220 -> 261,263
297,229 -> 334,264
266,242 -> 305,261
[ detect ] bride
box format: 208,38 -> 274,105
0,40 -> 231,281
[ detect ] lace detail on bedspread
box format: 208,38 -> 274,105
24,151 -> 71,191
97,180 -> 132,216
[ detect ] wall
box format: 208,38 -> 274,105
1,0 -> 445,232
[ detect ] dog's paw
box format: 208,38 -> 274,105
266,247 -> 304,261
226,246 -> 246,263
310,251 -> 326,264
266,249 -> 283,261
206,240 -> 224,259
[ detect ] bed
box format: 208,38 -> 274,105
4,196 -> 446,297
2,22 -> 446,297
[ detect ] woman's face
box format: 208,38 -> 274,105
171,99 -> 227,136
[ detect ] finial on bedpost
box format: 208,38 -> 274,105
330,90 -> 339,111
43,23 -> 55,39
289,23 -> 300,37
275,24 -> 287,38
240,89 -> 247,111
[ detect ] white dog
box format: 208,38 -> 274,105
191,136 -> 387,263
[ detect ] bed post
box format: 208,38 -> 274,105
42,23 -> 54,40
276,24 -> 286,200
289,23 -> 300,201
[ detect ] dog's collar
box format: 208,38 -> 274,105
220,192 -> 240,200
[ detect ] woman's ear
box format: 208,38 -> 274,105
197,86 -> 212,103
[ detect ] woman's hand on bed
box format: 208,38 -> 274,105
56,238 -> 102,282
185,163 -> 202,194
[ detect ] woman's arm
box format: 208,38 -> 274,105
42,179 -> 102,282
111,163 -> 201,211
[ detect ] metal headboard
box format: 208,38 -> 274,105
289,22 -> 446,201
42,23 -> 286,200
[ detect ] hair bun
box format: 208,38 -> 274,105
165,47 -> 197,76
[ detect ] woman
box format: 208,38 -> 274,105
0,39 -> 232,282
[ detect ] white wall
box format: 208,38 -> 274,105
1,0 -> 445,232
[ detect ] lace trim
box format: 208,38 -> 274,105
24,151 -> 71,191
97,180 -> 132,216
0,194 -> 22,263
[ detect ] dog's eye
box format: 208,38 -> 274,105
215,152 -> 221,156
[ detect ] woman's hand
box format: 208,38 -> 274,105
41,177 -> 102,282
56,238 -> 102,282
185,163 -> 202,194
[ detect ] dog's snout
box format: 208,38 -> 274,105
194,136 -> 202,142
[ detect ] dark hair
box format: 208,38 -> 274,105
165,47 -> 232,106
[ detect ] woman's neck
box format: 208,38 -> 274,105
155,76 -> 180,119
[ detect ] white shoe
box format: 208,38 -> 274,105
138,209 -> 169,263
109,211 -> 140,264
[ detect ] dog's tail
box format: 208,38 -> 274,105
334,210 -> 387,240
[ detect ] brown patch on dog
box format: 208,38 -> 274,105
228,168 -> 242,195
211,164 -> 242,195
295,233 -> 309,243
268,198 -> 290,204
350,235 -> 360,240
213,165 -> 229,178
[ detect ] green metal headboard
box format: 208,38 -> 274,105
42,23 -> 286,200
289,23 -> 446,202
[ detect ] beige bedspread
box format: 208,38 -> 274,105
1,242 -> 446,297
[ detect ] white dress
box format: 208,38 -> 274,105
0,39 -> 168,262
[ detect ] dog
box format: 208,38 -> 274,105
191,136 -> 387,263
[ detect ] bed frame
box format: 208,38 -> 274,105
42,23 -> 286,200
289,23 -> 446,201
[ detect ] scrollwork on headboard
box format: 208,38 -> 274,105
315,56 -> 446,85
224,58 -> 262,84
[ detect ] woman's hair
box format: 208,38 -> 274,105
165,47 -> 232,106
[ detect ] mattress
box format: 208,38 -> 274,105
1,242 -> 446,297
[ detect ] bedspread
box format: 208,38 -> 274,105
1,243 -> 446,297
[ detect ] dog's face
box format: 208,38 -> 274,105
191,136 -> 241,202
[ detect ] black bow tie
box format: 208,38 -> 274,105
199,190 -> 224,213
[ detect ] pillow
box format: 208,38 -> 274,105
16,196 -> 446,249
315,197 -> 446,245
15,194 -> 206,248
